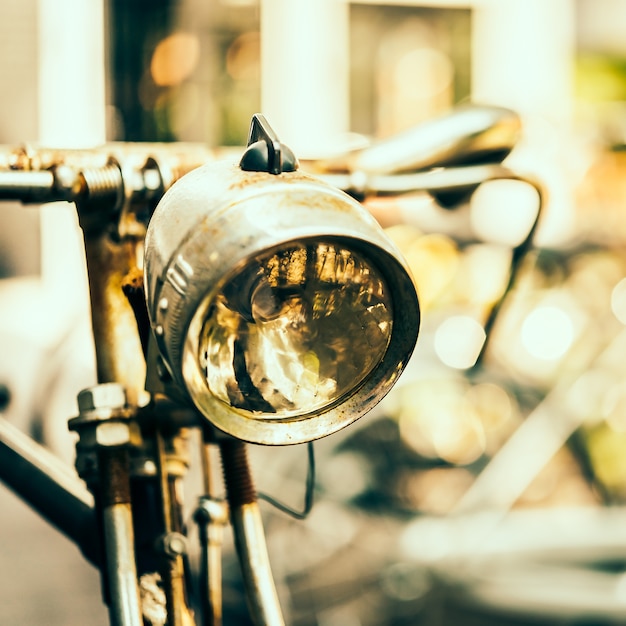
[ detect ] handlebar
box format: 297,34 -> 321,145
0,104 -> 523,209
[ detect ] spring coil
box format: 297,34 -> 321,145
220,440 -> 256,509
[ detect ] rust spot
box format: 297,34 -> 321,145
228,169 -> 303,191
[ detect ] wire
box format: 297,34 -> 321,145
257,441 -> 315,520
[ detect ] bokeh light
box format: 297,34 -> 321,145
470,179 -> 540,247
611,277 -> 626,324
521,304 -> 575,361
398,232 -> 460,310
226,31 -> 260,82
464,382 -> 515,452
150,32 -> 200,88
454,243 -> 512,310
397,379 -> 487,466
434,315 -> 486,370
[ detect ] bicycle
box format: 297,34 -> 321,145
0,104 -> 542,626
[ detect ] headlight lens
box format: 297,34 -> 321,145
197,240 -> 393,418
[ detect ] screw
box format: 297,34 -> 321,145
159,532 -> 188,558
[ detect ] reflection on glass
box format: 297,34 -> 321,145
198,242 -> 393,417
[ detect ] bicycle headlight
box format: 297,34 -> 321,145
143,116 -> 420,445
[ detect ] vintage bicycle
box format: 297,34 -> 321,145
0,104 -> 541,625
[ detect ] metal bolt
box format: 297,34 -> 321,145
160,532 -> 188,558
70,383 -> 140,449
194,496 -> 229,526
77,383 -> 127,415
94,421 -> 134,447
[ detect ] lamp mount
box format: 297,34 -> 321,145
239,113 -> 298,175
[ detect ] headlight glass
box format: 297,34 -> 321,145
197,240 -> 393,417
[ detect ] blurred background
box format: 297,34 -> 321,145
3,0 -> 626,624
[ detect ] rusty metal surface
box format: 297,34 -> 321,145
83,234 -> 147,405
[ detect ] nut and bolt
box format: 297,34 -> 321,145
77,382 -> 128,415
70,383 -> 140,449
158,532 -> 188,559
